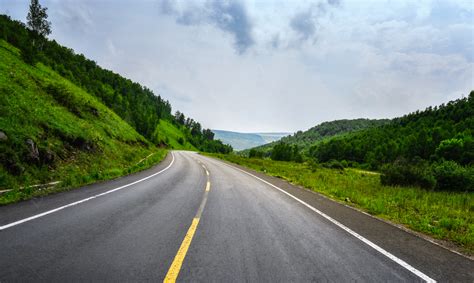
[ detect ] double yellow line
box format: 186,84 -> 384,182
164,160 -> 211,282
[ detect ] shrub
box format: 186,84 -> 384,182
381,159 -> 436,189
436,138 -> 464,163
271,143 -> 293,161
306,159 -> 320,172
432,161 -> 473,191
249,149 -> 264,159
322,160 -> 345,170
270,143 -> 303,162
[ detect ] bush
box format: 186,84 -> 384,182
306,159 -> 320,172
249,149 -> 264,159
432,161 -> 473,191
435,138 -> 464,163
381,159 -> 436,189
322,160 -> 345,170
270,142 -> 303,162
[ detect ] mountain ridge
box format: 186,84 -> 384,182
242,118 -> 390,155
212,130 -> 290,151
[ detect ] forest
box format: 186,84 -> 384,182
246,93 -> 473,191
309,93 -> 473,191
0,14 -> 231,154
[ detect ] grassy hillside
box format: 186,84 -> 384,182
0,40 -> 166,204
154,120 -> 196,150
212,130 -> 289,151
244,119 -> 389,156
0,14 -> 232,154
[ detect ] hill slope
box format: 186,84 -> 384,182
245,119 -> 390,155
0,15 -> 229,204
310,95 -> 474,171
0,40 -> 166,202
212,130 -> 289,151
0,14 -> 231,154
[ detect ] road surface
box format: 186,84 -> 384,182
0,151 -> 472,282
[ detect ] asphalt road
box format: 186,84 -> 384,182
0,151 -> 472,282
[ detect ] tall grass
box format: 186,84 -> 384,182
207,153 -> 473,255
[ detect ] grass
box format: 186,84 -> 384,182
206,153 -> 474,255
0,40 -> 167,204
153,119 -> 196,150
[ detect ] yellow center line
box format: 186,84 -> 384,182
164,159 -> 211,282
164,218 -> 200,283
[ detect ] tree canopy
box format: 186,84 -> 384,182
27,0 -> 51,37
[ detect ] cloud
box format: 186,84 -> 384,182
1,0 -> 472,132
159,0 -> 254,54
290,10 -> 316,40
52,0 -> 93,34
289,0 -> 341,43
208,1 -> 254,54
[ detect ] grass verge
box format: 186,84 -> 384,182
0,149 -> 167,205
206,153 -> 473,255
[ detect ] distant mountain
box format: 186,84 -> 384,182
212,130 -> 290,151
244,119 -> 391,155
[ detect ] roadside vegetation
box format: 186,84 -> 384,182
207,153 -> 473,255
0,5 -> 231,204
0,39 -> 168,204
239,94 -> 473,254
247,93 -> 473,192
0,14 -> 232,154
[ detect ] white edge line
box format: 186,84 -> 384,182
0,152 -> 175,231
208,157 -> 436,283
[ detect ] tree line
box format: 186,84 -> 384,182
309,93 -> 473,191
247,93 -> 473,191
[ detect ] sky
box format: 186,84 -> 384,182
1,0 -> 473,133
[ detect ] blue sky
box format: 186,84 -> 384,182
1,0 -> 473,132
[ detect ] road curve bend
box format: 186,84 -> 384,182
0,151 -> 472,282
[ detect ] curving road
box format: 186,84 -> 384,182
0,151 -> 472,282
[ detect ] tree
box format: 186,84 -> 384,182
202,129 -> 214,141
27,0 -> 51,38
271,143 -> 293,161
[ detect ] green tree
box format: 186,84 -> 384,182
25,0 -> 51,64
249,149 -> 264,158
27,0 -> 51,38
436,138 -> 464,163
271,143 -> 293,161
202,129 -> 214,140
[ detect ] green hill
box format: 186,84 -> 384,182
0,14 -> 231,204
244,119 -> 390,156
309,95 -> 473,191
0,15 -> 231,154
0,40 -> 166,203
